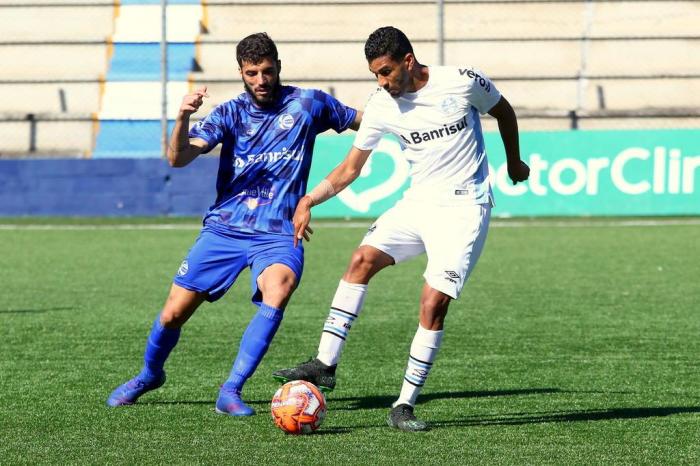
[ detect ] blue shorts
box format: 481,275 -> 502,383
173,223 -> 304,303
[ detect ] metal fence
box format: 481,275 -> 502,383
0,0 -> 698,157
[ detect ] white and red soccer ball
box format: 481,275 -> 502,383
271,380 -> 326,435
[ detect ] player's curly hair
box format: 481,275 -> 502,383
236,32 -> 278,66
364,26 -> 414,62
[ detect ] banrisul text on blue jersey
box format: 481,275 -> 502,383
233,147 -> 303,168
400,114 -> 469,145
459,69 -> 491,92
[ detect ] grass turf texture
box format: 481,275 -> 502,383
1,218 -> 698,464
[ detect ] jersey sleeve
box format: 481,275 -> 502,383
188,104 -> 228,153
315,90 -> 358,133
459,67 -> 501,114
352,92 -> 387,151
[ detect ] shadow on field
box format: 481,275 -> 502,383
142,388 -> 560,411
431,406 -> 700,428
0,307 -> 73,314
147,399 -> 271,407
330,388 -> 562,411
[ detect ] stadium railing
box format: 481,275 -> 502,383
0,0 -> 698,157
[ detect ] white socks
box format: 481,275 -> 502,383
394,325 -> 444,407
316,280 -> 368,367
316,281 -> 444,408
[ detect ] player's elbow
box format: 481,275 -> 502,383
166,152 -> 181,168
167,150 -> 193,168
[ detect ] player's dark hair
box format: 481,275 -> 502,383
236,32 -> 278,66
364,26 -> 414,62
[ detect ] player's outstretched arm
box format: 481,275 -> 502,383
292,146 -> 372,246
488,96 -> 530,184
167,86 -> 210,167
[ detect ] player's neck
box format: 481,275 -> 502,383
408,64 -> 429,93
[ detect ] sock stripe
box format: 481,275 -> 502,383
322,329 -> 346,341
323,324 -> 348,338
329,306 -> 357,318
409,355 -> 433,367
329,310 -> 356,322
404,376 -> 424,387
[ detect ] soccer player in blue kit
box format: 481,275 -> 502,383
106,32 -> 361,415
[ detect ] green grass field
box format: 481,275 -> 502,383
2,218 -> 699,465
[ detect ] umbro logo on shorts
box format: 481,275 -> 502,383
444,270 -> 460,283
366,224 -> 377,236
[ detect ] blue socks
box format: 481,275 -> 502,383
222,303 -> 284,392
138,316 -> 181,382
133,305 -> 283,392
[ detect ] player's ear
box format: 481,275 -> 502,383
404,53 -> 415,71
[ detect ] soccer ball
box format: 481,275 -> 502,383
271,380 -> 327,435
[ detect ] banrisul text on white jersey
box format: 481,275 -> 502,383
400,114 -> 469,145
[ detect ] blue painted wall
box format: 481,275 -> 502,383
0,158 -> 218,217
93,120 -> 175,158
107,43 -> 196,81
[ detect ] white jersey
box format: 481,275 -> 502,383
353,65 -> 501,204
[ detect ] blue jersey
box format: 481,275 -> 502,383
189,86 -> 357,235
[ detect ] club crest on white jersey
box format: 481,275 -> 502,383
440,96 -> 459,114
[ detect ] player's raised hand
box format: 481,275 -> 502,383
508,159 -> 530,185
292,196 -> 315,248
179,86 -> 209,116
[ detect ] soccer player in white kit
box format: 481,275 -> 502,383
273,26 -> 530,431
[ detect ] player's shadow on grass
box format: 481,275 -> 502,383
0,307 -> 73,314
330,388 -> 562,411
431,406 -> 700,428
146,399 -> 282,408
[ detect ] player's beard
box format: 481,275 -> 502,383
391,68 -> 412,97
244,79 -> 282,108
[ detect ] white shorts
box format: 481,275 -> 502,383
360,200 -> 491,299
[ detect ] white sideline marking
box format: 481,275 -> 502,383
1,218 -> 700,231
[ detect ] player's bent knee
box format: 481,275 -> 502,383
420,291 -> 451,316
261,281 -> 296,306
346,249 -> 381,281
258,269 -> 298,309
160,301 -> 199,328
160,285 -> 204,328
160,307 -> 187,328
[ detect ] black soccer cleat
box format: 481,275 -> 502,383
387,403 -> 429,432
272,358 -> 337,392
